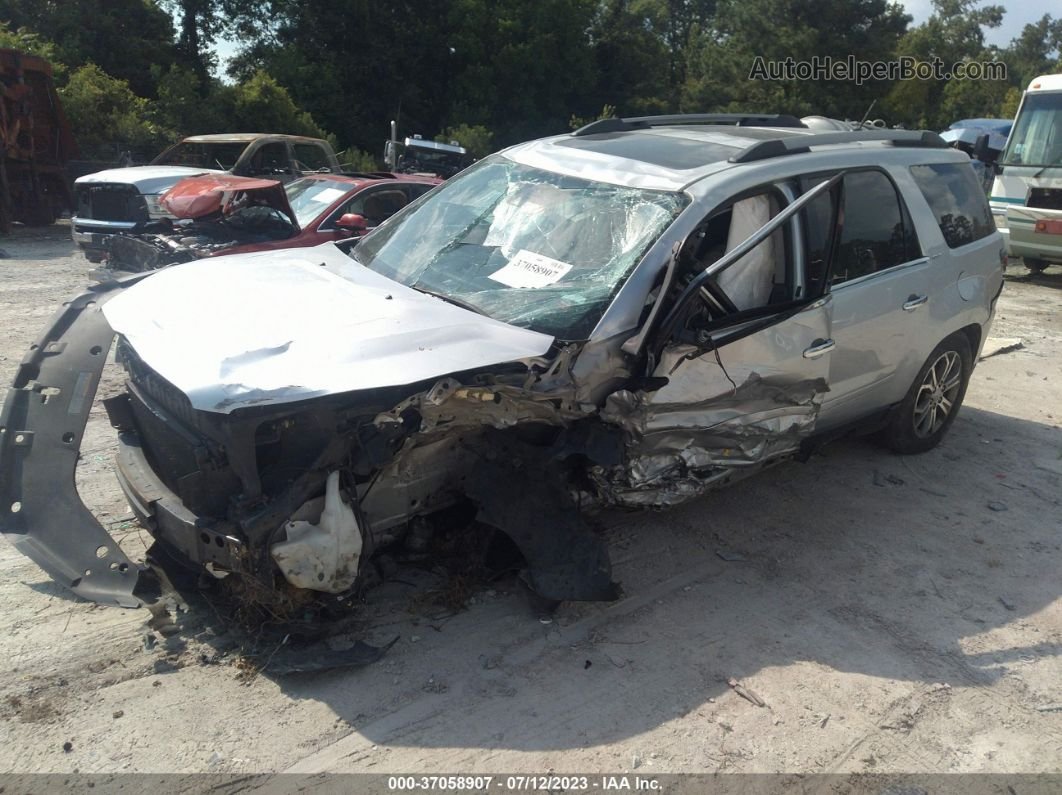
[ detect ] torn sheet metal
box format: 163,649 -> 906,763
101,245 -> 555,413
271,471 -> 363,593
597,372 -> 827,507
160,174 -> 295,225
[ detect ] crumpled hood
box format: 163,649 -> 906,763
160,175 -> 296,226
102,244 -> 555,413
75,166 -> 224,195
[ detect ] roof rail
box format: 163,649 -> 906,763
729,129 -> 948,164
571,113 -> 807,137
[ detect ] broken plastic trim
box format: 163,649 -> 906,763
0,278 -> 153,606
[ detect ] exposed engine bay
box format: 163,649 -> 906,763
106,206 -> 296,271
99,174 -> 298,273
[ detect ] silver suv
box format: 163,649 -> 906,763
1,114 -> 1005,610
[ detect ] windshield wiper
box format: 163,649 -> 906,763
411,285 -> 487,316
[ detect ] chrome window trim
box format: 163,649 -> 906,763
828,256 -> 930,292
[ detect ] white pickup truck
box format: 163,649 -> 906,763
72,133 -> 342,261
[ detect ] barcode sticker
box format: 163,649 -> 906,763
488,250 -> 572,289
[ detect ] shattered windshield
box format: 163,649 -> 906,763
153,142 -> 248,170
286,178 -> 353,228
351,155 -> 688,339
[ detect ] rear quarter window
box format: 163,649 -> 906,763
909,163 -> 995,248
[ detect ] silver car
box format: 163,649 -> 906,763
0,114 -> 1005,610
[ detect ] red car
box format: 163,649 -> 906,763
102,172 -> 440,272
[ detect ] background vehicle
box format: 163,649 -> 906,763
990,74 -> 1062,273
384,121 -> 471,178
941,118 -> 1011,191
0,48 -> 78,230
72,133 -> 342,261
1,115 -> 1003,609
101,172 -> 439,273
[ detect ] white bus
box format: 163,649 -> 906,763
990,73 -> 1062,273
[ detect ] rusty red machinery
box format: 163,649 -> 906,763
0,49 -> 78,232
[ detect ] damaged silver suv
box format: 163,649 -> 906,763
1,114 -> 1004,609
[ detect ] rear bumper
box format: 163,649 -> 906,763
1005,206 -> 1062,263
0,282 -> 149,605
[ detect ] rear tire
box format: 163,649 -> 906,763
882,333 -> 972,454
1024,258 -> 1050,274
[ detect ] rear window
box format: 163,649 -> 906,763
909,163 -> 995,249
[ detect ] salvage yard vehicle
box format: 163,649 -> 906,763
384,122 -> 473,179
101,172 -> 440,273
990,74 -> 1062,273
0,114 -> 1004,612
72,133 -> 343,262
0,48 -> 78,230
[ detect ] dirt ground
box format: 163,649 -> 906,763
0,221 -> 1059,779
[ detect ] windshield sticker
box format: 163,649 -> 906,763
310,187 -> 346,203
488,250 -> 573,288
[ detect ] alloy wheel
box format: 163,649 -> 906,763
912,350 -> 963,438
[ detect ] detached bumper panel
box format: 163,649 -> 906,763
0,287 -> 143,606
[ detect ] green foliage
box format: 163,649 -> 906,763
228,70 -> 331,138
6,0 -> 1062,163
151,64 -> 224,133
437,124 -> 494,158
683,0 -> 910,120
58,64 -> 172,158
1004,15 -> 1062,90
999,86 -> 1022,119
569,105 -> 618,132
3,0 -> 176,97
883,0 -> 1004,128
939,59 -> 1011,121
0,22 -> 64,78
335,148 -> 381,172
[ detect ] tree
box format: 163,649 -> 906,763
229,70 -> 331,139
1002,15 -> 1062,91
226,0 -> 600,152
682,0 -> 909,119
58,64 -> 171,159
586,1 -> 671,115
0,22 -> 63,76
883,0 -> 1003,128
437,123 -> 494,158
2,0 -> 177,97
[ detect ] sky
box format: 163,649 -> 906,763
206,0 -> 1048,75
900,0 -> 1044,47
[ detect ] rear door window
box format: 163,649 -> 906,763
831,170 -> 919,284
909,163 -> 995,248
293,143 -> 332,172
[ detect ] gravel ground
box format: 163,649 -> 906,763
0,221 -> 1059,780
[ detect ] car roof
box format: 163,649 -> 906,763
505,122 -> 948,192
180,133 -> 328,144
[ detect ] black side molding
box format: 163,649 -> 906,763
0,285 -> 143,606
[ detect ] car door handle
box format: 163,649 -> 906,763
902,294 -> 928,311
802,339 -> 836,359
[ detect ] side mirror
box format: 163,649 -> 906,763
335,213 -> 368,235
972,133 -> 991,161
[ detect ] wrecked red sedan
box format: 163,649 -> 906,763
102,172 -> 440,272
